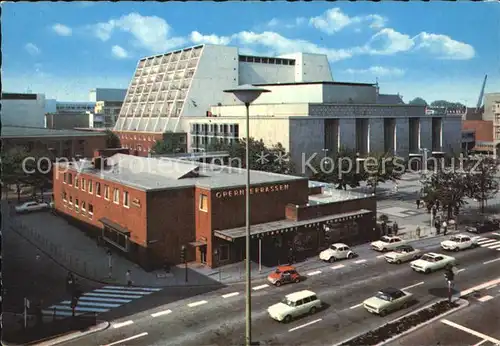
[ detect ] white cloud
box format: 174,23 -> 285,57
111,45 -> 129,59
345,66 -> 406,77
362,28 -> 415,55
92,13 -> 186,53
413,32 -> 475,60
266,17 -> 306,29
25,43 -> 41,56
190,31 -> 231,45
52,23 -> 72,36
309,8 -> 387,35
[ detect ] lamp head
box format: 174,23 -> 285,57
223,84 -> 271,104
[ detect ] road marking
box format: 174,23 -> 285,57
288,318 -> 322,332
483,241 -> 500,247
308,270 -> 322,276
103,332 -> 148,346
188,300 -> 207,308
94,289 -> 150,296
483,258 -> 500,265
331,264 -> 345,270
402,281 -> 425,290
80,296 -> 132,303
477,295 -> 494,302
151,309 -> 172,317
103,286 -> 162,292
49,305 -> 108,313
60,300 -> 120,308
478,239 -> 498,245
112,320 -> 134,329
376,255 -> 385,259
354,259 -> 367,264
473,339 -> 489,346
486,244 -> 500,249
460,278 -> 500,296
441,319 -> 500,344
491,232 -> 500,236
252,284 -> 269,291
485,284 -> 498,290
84,292 -> 144,299
350,303 -> 363,309
456,268 -> 466,273
222,292 -> 240,298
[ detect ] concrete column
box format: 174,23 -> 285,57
441,117 -> 462,155
419,117 -> 432,151
339,118 -> 356,151
395,118 -> 409,158
369,118 -> 384,153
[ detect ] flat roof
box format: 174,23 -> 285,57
58,154 -> 305,191
1,126 -> 106,139
254,81 -> 375,87
214,209 -> 372,241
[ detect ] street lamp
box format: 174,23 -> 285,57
224,84 -> 270,346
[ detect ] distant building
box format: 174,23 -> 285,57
90,100 -> 123,128
2,92 -> 46,128
462,120 -> 494,155
89,88 -> 127,103
55,101 -> 96,113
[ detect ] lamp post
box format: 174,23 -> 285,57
224,85 -> 270,346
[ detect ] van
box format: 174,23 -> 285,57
267,290 -> 322,323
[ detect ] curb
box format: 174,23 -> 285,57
377,298 -> 469,345
333,298 -> 468,346
2,321 -> 110,346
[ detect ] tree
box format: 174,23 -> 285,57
409,97 -> 428,106
310,148 -> 365,190
422,170 -> 468,219
464,156 -> 499,213
364,153 -> 404,194
104,129 -> 121,148
430,100 -> 465,108
151,132 -> 186,155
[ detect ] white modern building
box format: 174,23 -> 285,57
89,88 -> 127,103
1,92 -> 46,128
55,101 -> 96,113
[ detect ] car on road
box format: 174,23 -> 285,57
319,243 -> 356,263
267,266 -> 301,287
267,290 -> 322,323
15,201 -> 49,213
410,253 -> 456,274
371,236 -> 405,252
363,287 -> 414,316
465,220 -> 498,234
440,234 -> 479,251
384,245 -> 421,264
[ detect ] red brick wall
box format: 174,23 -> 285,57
290,196 -> 377,221
114,131 -> 163,157
462,120 -> 493,142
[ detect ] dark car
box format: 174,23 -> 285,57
465,220 -> 498,234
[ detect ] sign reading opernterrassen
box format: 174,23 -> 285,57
215,184 -> 290,198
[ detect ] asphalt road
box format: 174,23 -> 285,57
387,288 -> 500,346
63,232 -> 500,346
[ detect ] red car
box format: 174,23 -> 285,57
267,266 -> 301,287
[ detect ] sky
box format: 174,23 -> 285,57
3,2 -> 500,105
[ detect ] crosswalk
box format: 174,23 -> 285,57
43,285 -> 162,317
476,237 -> 500,251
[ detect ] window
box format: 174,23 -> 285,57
104,185 -> 110,200
88,203 -> 94,215
123,191 -> 130,208
75,199 -> 79,212
88,180 -> 93,194
75,177 -> 79,189
113,188 -> 119,204
68,173 -> 73,185
69,196 -> 73,208
63,173 -> 67,184
62,191 -> 67,201
96,182 -> 101,196
81,201 -> 86,212
199,194 -> 208,212
219,245 -> 229,261
81,178 -> 86,191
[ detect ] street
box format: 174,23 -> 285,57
62,232 -> 500,346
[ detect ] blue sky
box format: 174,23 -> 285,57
3,2 -> 499,104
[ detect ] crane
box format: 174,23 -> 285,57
476,74 -> 488,113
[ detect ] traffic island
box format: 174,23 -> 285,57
336,299 -> 468,346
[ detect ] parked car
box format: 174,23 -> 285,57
363,287 -> 413,316
371,236 -> 405,252
267,266 -> 301,287
465,220 -> 498,234
440,234 -> 479,251
319,243 -> 356,263
384,245 -> 421,264
15,201 -> 49,213
410,253 -> 456,274
267,290 -> 322,323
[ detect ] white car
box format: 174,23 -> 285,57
319,243 -> 356,263
371,236 -> 405,252
15,201 -> 49,213
385,245 -> 421,264
410,253 -> 456,274
441,234 -> 479,252
267,290 -> 322,323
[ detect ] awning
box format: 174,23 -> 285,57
214,209 -> 373,242
189,240 -> 207,247
99,217 -> 130,235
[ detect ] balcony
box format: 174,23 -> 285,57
184,69 -> 195,78
187,59 -> 198,68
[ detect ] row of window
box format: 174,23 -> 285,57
62,172 -> 130,208
62,192 -> 94,218
119,134 -> 158,141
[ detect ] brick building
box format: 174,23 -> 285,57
115,131 -> 187,157
53,153 -> 376,270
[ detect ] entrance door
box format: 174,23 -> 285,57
200,247 -> 207,264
